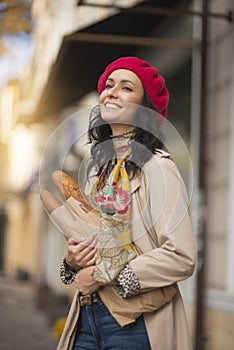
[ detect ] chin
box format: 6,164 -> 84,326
101,106 -> 124,123
100,104 -> 135,126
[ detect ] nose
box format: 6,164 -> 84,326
108,86 -> 118,98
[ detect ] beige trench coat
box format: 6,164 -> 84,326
56,151 -> 196,350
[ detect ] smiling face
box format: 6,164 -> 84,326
99,69 -> 144,135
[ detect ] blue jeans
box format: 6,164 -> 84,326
73,294 -> 151,350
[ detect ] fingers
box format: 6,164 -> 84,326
70,244 -> 97,267
68,238 -> 79,246
78,249 -> 97,268
68,234 -> 97,247
80,234 -> 98,247
67,235 -> 98,268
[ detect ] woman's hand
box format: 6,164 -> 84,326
74,266 -> 103,294
65,235 -> 97,272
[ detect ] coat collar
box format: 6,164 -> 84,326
130,150 -> 171,194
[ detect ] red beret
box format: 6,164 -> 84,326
97,56 -> 169,120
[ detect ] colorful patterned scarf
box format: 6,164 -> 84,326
89,130 -> 136,283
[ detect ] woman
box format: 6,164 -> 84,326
56,57 -> 196,350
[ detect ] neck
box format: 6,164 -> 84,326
110,124 -> 135,137
111,129 -> 136,159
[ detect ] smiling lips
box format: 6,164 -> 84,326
104,102 -> 122,110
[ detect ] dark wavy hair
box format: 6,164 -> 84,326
87,94 -> 166,179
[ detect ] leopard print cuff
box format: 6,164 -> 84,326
59,258 -> 77,285
114,264 -> 141,298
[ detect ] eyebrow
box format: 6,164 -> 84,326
106,77 -> 135,86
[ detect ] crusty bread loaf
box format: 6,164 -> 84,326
51,170 -> 93,212
40,190 -> 62,213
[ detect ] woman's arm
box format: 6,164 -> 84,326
129,156 -> 196,291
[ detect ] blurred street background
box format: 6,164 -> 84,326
0,274 -> 57,350
0,1 -> 234,349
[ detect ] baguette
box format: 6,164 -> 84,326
52,170 -> 93,212
40,190 -> 62,213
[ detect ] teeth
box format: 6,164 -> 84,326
105,103 -> 121,109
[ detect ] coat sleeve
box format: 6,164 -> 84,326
129,156 -> 196,291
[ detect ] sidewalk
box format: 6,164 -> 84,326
0,274 -> 58,350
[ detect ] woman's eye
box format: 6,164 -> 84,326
105,83 -> 113,89
123,86 -> 132,92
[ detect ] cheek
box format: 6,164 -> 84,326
122,92 -> 144,105
132,94 -> 144,105
99,91 -> 106,104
